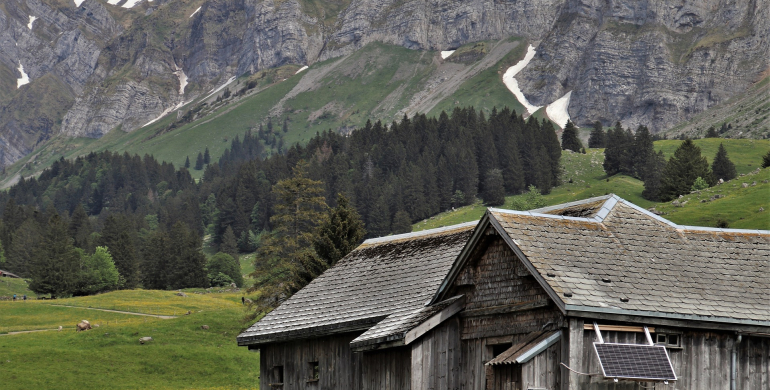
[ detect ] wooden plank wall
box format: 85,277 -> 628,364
259,332 -> 363,390
361,346 -> 411,389
410,317 -> 461,390
520,341 -> 561,390
571,326 -> 770,390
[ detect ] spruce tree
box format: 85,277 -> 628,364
168,222 -> 208,289
632,126 -> 655,181
100,214 -> 139,288
588,121 -> 605,148
220,226 -> 239,260
642,151 -> 667,201
660,139 -> 712,200
184,156 -> 190,168
711,143 -> 737,182
561,121 -> 583,152
29,214 -> 81,298
194,152 -> 204,170
391,210 -> 412,234
249,160 -> 327,312
203,148 -> 211,164
603,122 -> 626,175
761,150 -> 770,168
69,204 -> 92,252
705,127 -> 719,138
7,218 -> 42,277
482,169 -> 505,206
313,194 -> 366,267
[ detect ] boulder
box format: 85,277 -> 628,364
175,292 -> 187,297
76,320 -> 91,332
201,325 -> 210,330
139,337 -> 153,344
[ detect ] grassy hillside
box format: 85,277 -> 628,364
0,290 -> 259,390
0,277 -> 35,299
1,39 -> 537,185
416,139 -> 770,231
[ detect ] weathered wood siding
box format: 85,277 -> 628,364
520,340 -> 561,390
361,346 -> 411,389
259,332 -> 363,390
568,321 -> 770,390
411,317 -> 461,390
453,236 -> 562,340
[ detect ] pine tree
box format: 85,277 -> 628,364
482,169 -> 505,206
184,156 -> 190,168
29,214 -> 81,298
711,143 -> 737,182
660,139 -> 712,201
168,222 -> 208,289
632,126 -> 655,181
560,121 -> 583,152
203,148 -> 211,164
588,121 -> 605,148
705,127 -> 719,138
69,204 -> 92,252
282,117 -> 289,133
194,152 -> 204,170
6,218 -> 42,277
313,194 -> 366,267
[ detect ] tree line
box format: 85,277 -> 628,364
0,106 -> 562,298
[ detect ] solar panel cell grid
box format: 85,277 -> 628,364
594,343 -> 677,381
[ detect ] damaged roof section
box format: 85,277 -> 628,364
237,222 -> 477,347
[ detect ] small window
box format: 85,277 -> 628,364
308,361 -> 319,382
271,365 -> 284,386
655,333 -> 682,348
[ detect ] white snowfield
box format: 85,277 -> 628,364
295,65 -> 308,74
175,68 -> 188,95
74,0 -> 85,6
502,44 -> 541,115
190,6 -> 201,18
440,50 -> 455,59
122,0 -> 143,8
545,91 -> 572,129
27,16 -> 36,30
142,101 -> 186,128
17,62 -> 30,88
107,0 -> 121,5
204,76 -> 236,100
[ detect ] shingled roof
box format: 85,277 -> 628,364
237,222 -> 477,347
433,195 -> 770,329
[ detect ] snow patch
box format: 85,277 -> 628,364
204,76 -> 236,100
440,50 -> 455,59
17,62 -> 30,88
142,101 -> 186,128
73,0 -> 85,6
27,16 -> 37,30
295,65 -> 308,74
502,44 -> 542,115
122,0 -> 143,8
173,66 -> 188,95
107,0 -> 121,5
190,6 -> 201,18
545,91 -> 572,129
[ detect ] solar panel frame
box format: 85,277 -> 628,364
593,342 -> 677,382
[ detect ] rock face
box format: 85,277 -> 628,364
0,0 -> 767,166
515,0 -> 769,132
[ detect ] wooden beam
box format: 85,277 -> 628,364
582,324 -> 656,333
460,299 -> 550,318
404,297 -> 465,345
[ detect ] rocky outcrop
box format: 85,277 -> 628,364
515,0 -> 769,132
1,0 -> 767,166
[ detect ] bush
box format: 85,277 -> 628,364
210,272 -> 234,287
691,177 -> 709,191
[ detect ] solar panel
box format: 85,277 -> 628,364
594,343 -> 677,381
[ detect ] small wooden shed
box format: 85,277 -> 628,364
238,195 -> 770,390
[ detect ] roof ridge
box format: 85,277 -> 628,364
361,220 -> 479,245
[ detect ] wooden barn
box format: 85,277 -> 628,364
237,195 -> 770,390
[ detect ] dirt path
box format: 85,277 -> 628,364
0,329 -> 59,336
48,305 -> 177,319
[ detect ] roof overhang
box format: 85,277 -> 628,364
237,316 -> 386,347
